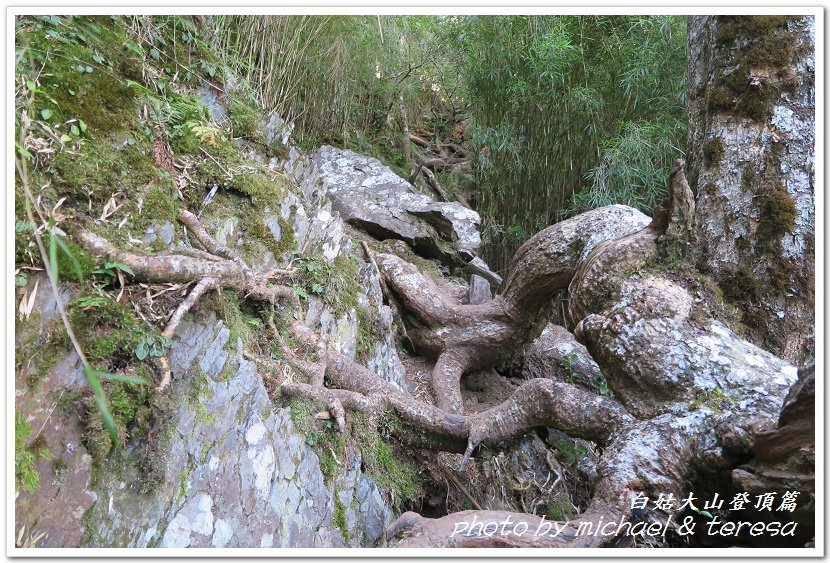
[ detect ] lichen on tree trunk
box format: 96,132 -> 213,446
687,15 -> 815,364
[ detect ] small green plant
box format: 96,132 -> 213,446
291,283 -> 308,300
73,293 -> 111,310
305,429 -> 324,446
560,353 -> 585,384
688,387 -> 736,413
553,437 -> 587,467
93,261 -> 135,283
593,373 -> 613,397
134,334 -> 173,361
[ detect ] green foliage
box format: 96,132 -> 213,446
294,254 -> 361,317
66,294 -> 143,366
688,387 -> 735,414
15,411 -> 52,493
569,120 -> 684,214
287,400 -> 422,506
441,16 -> 687,245
553,437 -> 587,468
92,261 -> 135,283
53,238 -> 96,282
134,334 -> 173,361
82,367 -> 153,460
559,353 -> 584,384
352,413 -> 423,505
218,16 -> 440,146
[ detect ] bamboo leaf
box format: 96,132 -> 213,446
54,236 -> 83,282
83,366 -> 119,448
48,234 -> 59,284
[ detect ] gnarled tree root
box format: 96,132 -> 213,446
275,320 -> 633,464
78,208 -> 297,390
371,205 -> 651,414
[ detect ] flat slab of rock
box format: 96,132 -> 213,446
467,274 -> 492,305
311,146 -> 481,264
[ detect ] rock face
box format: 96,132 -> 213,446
310,146 -> 482,265
96,312 -> 392,549
15,280 -> 395,548
467,274 -> 492,305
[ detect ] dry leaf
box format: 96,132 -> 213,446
18,278 -> 39,320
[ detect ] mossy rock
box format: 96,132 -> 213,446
51,140 -> 174,208
66,295 -> 144,366
21,16 -> 140,133
702,137 -> 724,168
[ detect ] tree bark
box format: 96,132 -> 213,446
688,15 -> 815,364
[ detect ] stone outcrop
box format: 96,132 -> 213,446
310,146 -> 482,265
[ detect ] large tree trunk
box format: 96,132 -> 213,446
687,15 -> 815,364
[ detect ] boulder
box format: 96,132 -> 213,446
467,274 -> 492,305
310,146 -> 481,265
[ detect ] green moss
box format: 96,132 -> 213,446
352,414 -> 423,505
719,266 -> 761,305
688,387 -> 736,413
66,295 -> 143,365
545,492 -> 574,521
355,303 -> 383,363
16,318 -> 71,388
702,137 -> 724,168
57,389 -> 83,412
711,16 -> 802,122
15,411 -> 51,493
649,232 -> 687,271
288,397 -> 326,435
229,171 -> 285,208
54,238 -> 97,282
757,181 -> 797,249
295,253 -> 362,318
21,17 -> 140,134
51,140 -> 173,209
82,378 -> 157,461
174,461 -> 194,506
212,289 -> 262,346
319,448 -> 338,482
133,186 -> 180,232
333,494 -> 349,544
52,457 -> 69,476
242,214 -> 296,262
227,96 -> 264,142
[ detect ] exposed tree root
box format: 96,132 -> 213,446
78,208 -> 297,390
370,205 -> 651,414
275,320 -> 633,466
